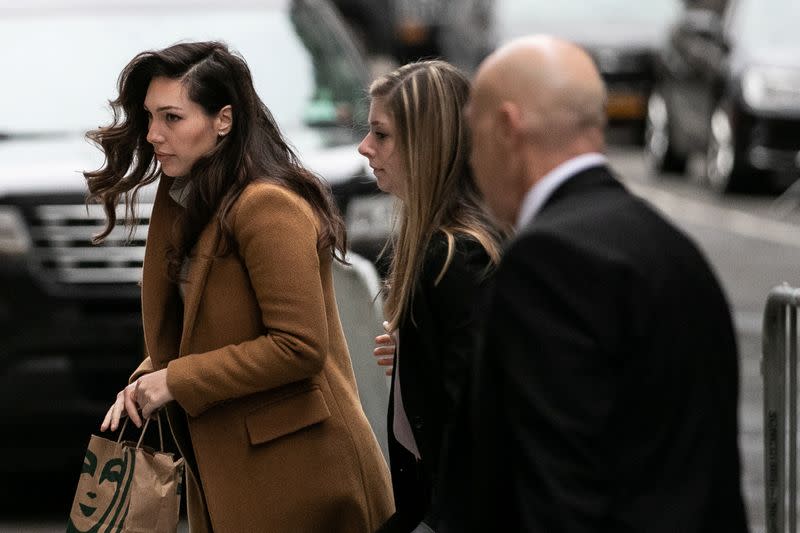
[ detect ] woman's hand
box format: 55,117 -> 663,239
100,369 -> 173,431
374,321 -> 396,376
134,369 -> 174,419
101,381 -> 142,432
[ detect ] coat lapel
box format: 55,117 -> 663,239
142,176 -> 223,362
141,177 -> 182,369
179,221 -> 220,356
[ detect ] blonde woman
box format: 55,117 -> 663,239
358,61 -> 504,533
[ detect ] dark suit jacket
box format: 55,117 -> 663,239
454,166 -> 748,532
377,232 -> 495,533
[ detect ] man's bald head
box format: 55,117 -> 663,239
466,35 -> 608,227
473,35 -> 607,146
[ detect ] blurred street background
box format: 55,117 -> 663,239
2,0 -> 799,531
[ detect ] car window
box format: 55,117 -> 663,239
291,0 -> 368,131
0,1 -> 367,141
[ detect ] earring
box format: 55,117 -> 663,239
218,131 -> 226,137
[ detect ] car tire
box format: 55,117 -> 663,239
644,90 -> 687,176
705,104 -> 755,194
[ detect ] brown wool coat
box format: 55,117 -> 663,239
131,177 -> 394,532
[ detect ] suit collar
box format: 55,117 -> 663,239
515,153 -> 608,229
535,164 -> 621,217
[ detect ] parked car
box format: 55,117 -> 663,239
0,0 -> 392,478
645,0 -> 800,192
491,0 -> 682,142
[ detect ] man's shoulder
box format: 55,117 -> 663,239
511,169 -> 699,267
511,170 -> 717,295
523,165 -> 675,241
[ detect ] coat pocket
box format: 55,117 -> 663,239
245,385 -> 331,446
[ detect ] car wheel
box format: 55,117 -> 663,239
644,90 -> 687,175
705,104 -> 752,193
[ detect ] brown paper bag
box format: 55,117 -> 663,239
121,442 -> 184,531
67,414 -> 184,533
66,431 -> 133,533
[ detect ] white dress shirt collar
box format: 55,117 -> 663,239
515,152 -> 608,230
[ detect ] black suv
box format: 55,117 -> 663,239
0,0 -> 391,478
645,0 -> 800,192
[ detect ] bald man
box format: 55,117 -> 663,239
438,36 -> 749,532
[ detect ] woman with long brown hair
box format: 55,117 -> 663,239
87,41 -> 393,532
358,60 -> 504,532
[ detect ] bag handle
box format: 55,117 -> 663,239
116,411 -> 165,451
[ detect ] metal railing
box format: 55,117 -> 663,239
763,283 -> 800,533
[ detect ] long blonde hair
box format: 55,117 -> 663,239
370,60 -> 503,331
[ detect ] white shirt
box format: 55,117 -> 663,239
391,330 -> 421,460
515,153 -> 608,230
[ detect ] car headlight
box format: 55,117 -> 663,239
742,66 -> 800,112
0,206 -> 32,255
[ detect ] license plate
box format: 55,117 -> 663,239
606,92 -> 647,120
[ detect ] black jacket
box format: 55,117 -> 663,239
378,232 -> 495,533
443,166 -> 749,533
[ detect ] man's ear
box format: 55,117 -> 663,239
215,105 -> 233,136
497,101 -> 525,144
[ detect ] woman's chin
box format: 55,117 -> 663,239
375,177 -> 391,195
160,166 -> 185,179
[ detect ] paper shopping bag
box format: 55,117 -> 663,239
66,431 -> 134,532
121,433 -> 184,532
67,414 -> 184,533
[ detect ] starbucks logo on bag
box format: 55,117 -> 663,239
67,447 -> 136,532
